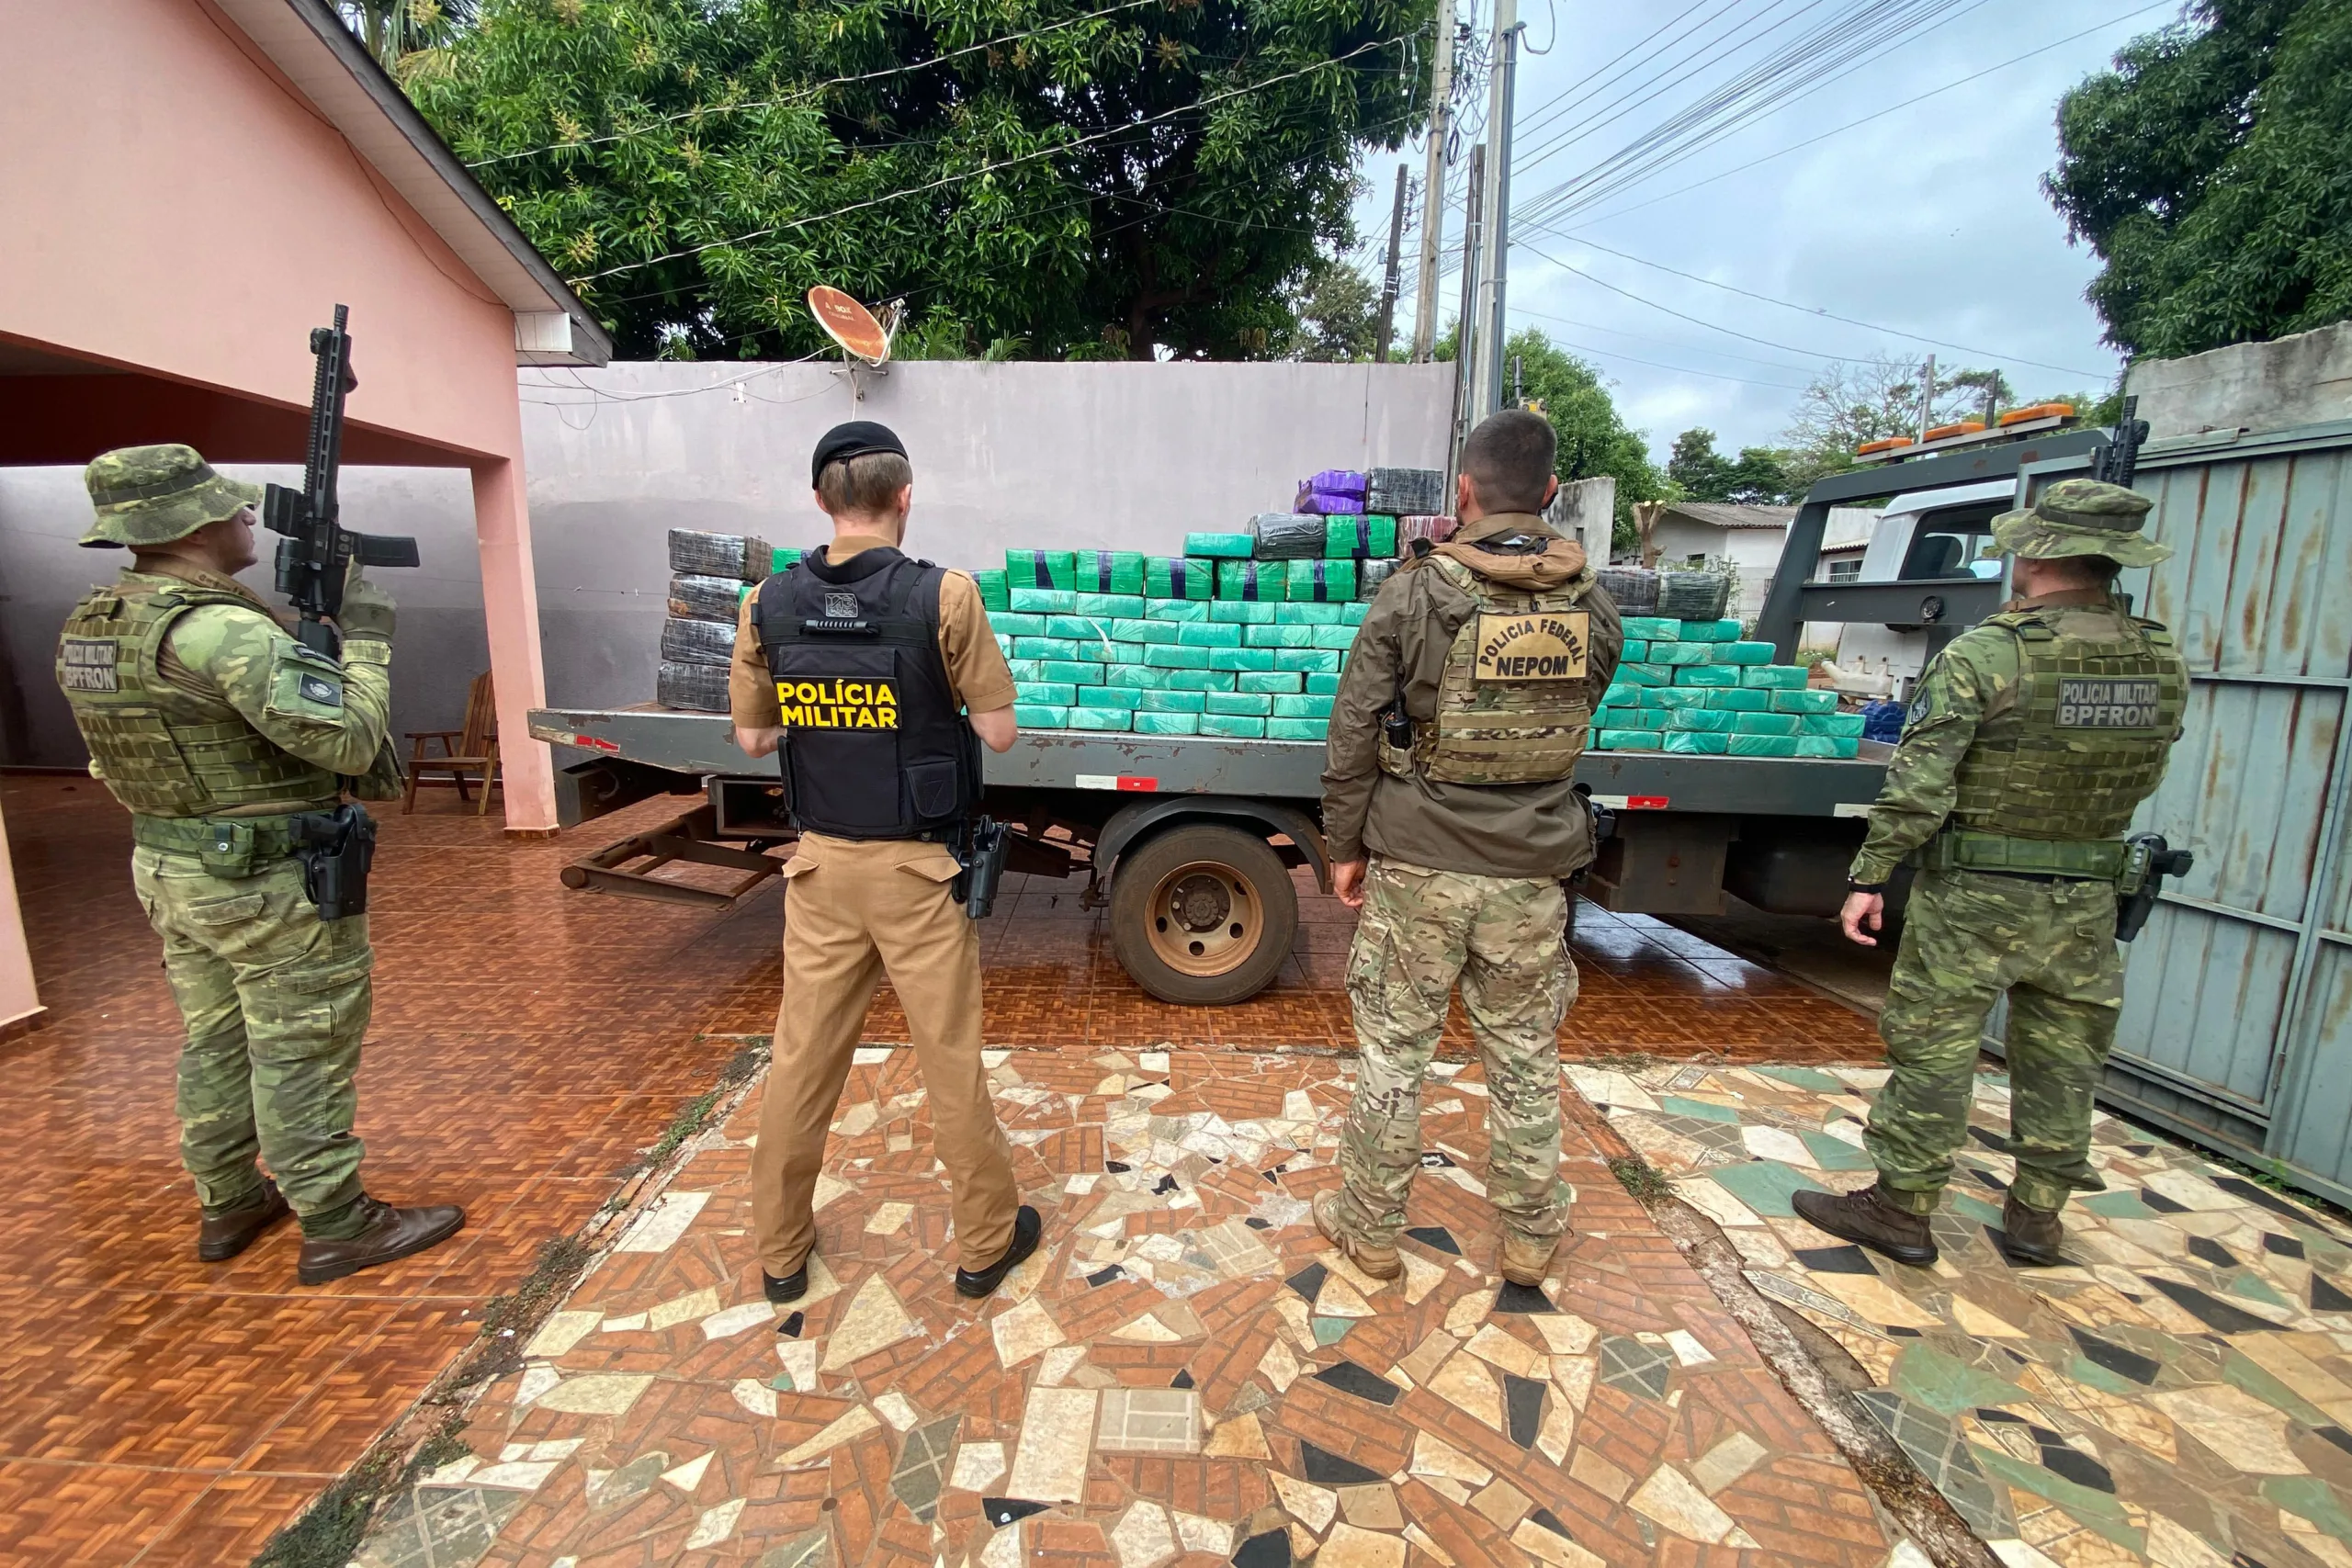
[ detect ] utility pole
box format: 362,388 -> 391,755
1374,164 -> 1408,364
1409,0 -> 1459,363
1468,0 -> 1521,423
1917,354 -> 1937,441
1448,142 -> 1486,502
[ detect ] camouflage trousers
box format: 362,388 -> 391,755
131,847 -> 371,1221
1334,857 -> 1577,1247
1867,866 -> 2122,1214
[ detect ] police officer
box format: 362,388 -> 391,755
1316,411 -> 1623,1289
55,446 -> 464,1281
1794,478 -> 2187,1268
731,422 -> 1040,1303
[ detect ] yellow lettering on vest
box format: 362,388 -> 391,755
774,675 -> 903,728
1474,611 -> 1589,682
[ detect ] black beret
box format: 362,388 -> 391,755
810,421 -> 909,487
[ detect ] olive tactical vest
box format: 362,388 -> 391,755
56,580 -> 340,818
1382,552 -> 1597,786
1948,602 -> 2188,840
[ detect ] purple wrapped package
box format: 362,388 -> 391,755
1294,470 -> 1369,514
1310,468 -> 1367,495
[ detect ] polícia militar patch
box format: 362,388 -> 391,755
60,637 -> 119,693
2057,676 -> 2162,728
774,677 -> 901,728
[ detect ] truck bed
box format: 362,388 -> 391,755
529,705 -> 1893,818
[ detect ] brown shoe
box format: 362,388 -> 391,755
1500,1231 -> 1561,1288
1997,1193 -> 2064,1267
1791,1183 -> 1937,1267
198,1180 -> 291,1262
1313,1190 -> 1400,1280
297,1196 -> 466,1285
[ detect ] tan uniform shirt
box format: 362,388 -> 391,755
729,535 -> 1017,728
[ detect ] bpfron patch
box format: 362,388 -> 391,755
60,637 -> 119,693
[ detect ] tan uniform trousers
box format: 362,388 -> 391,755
752,830 -> 1020,1276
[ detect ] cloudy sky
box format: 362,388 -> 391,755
1355,0 -> 2177,461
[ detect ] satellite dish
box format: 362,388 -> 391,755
808,286 -> 891,366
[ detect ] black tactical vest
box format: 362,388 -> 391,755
752,547 -> 979,839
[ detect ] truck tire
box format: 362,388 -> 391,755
1112,822 -> 1299,1006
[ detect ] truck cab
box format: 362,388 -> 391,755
1830,477 -> 2015,684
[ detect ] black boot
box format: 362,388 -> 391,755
1791,1183 -> 1938,1267
1996,1193 -> 2065,1267
764,1256 -> 810,1303
956,1206 -> 1043,1299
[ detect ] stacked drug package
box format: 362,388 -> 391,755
1589,616 -> 1859,757
658,528 -> 790,711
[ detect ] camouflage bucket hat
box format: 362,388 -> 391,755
80,445 -> 262,548
1985,476 -> 2171,568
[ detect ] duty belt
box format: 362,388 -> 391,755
1916,828 -> 2129,881
130,811 -> 309,863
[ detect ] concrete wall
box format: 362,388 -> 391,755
4,359 -> 1452,767
2128,321 -> 2352,440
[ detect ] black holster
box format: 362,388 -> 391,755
291,804 -> 378,921
954,817 -> 1010,920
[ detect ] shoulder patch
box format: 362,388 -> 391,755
265,639 -> 346,725
60,637 -> 120,693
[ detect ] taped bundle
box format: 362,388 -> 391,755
772,546 -> 804,574
1284,558 -> 1358,602
1596,567 -> 1658,614
1145,557 -> 1214,600
1324,515 -> 1398,558
1295,469 -> 1368,514
659,615 -> 737,667
657,660 -> 730,712
1366,467 -> 1444,516
1183,531 -> 1256,558
1073,550 -> 1146,595
1396,514 -> 1457,551
972,569 -> 1009,611
1358,558 -> 1399,599
667,573 -> 749,623
1247,513 -> 1328,560
1656,570 -> 1733,620
1216,559 -> 1288,602
667,528 -> 773,582
1005,549 -> 1077,591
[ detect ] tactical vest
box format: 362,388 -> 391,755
1947,603 -> 2188,841
752,547 -> 980,839
56,579 -> 340,818
1380,551 -> 1596,786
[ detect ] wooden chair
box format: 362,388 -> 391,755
403,671 -> 501,815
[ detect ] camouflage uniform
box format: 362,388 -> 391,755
56,447 -> 401,1236
1846,478 -> 2188,1217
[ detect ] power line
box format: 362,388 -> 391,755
1508,303 -> 1818,373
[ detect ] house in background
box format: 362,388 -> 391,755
1639,501 -> 1882,624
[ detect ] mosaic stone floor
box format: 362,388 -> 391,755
362,1046 -> 1899,1568
1587,1060 -> 2352,1568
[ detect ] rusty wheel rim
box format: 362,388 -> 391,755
1145,859 -> 1261,977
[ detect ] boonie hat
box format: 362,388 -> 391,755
810,421 -> 909,487
80,445 -> 262,549
1984,477 -> 2170,568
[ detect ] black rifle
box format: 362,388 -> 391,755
954,816 -> 1010,919
2116,830 -> 2192,942
262,305 -> 420,659
2095,394 -> 2150,488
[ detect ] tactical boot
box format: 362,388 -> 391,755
1791,1183 -> 1937,1267
1499,1231 -> 1562,1288
1313,1190 -> 1401,1280
764,1255 -> 811,1304
956,1205 -> 1043,1299
1998,1193 -> 2065,1267
198,1179 -> 290,1262
297,1196 -> 466,1285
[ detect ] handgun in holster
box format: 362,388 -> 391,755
290,803 -> 378,921
2115,830 -> 2191,942
954,817 -> 1010,920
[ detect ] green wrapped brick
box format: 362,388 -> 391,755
989,613 -> 1049,637
1038,660 -> 1103,686
1184,532 -> 1256,558
1664,730 -> 1730,754
994,633 -> 1013,660
1310,625 -> 1357,651
1602,679 -> 1645,708
1072,550 -> 1145,596
1707,687 -> 1769,711
1199,713 -> 1266,738
1134,711 -> 1201,736
1073,593 -> 1145,620
1012,636 -> 1078,660
1178,623 -> 1244,649
1714,641 -> 1775,665
1211,647 -> 1278,672
1145,556 -> 1215,600
1267,718 -> 1329,741
1074,641 -> 1121,664
1273,649 -> 1341,673
1077,685 -> 1143,710
1727,733 -> 1800,757
1005,659 -> 1045,682
1305,672 -> 1342,695
1677,664 -> 1740,687
1111,618 -> 1180,645
1102,665 -> 1165,689
1324,515 -> 1398,557
1238,671 -> 1304,694
1340,602 -> 1369,626
1275,601 -> 1347,626
1210,599 -> 1276,625
1272,694 -> 1334,718
1017,682 -> 1076,706
1010,587 -> 1076,614
972,566 -> 1007,610
1621,639 -> 1648,662
1670,708 -> 1736,732
1205,692 -> 1272,716
1793,734 -> 1861,758
1245,625 -> 1317,649
1615,663 -> 1671,687
1622,615 -> 1680,641
1600,730 -> 1663,751
1015,704 -> 1068,728
1046,615 -> 1109,641
1742,664 -> 1810,690
1164,669 -> 1237,692
1067,707 -> 1132,731
1771,688 -> 1838,714
1733,712 -> 1800,736
1652,687 -> 1710,709
1139,689 -> 1207,714
1216,559 -> 1287,602
1800,712 -> 1865,738
1146,595 -> 1212,623
1006,549 -> 1075,591
1145,644 -> 1212,670
1650,643 -> 1711,667
1608,706 -> 1668,729
1678,618 -> 1740,643
1284,558 -> 1357,602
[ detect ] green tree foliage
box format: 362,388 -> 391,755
1664,427 -> 1794,505
2046,0 -> 2352,357
1274,252 -> 1384,361
401,0 -> 1430,360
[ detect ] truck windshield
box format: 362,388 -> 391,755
1899,510 -> 2002,580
